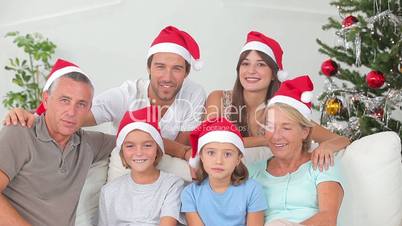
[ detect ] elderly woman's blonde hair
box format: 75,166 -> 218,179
266,102 -> 315,152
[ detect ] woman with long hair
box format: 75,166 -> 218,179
205,31 -> 349,170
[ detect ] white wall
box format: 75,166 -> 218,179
0,0 -> 338,123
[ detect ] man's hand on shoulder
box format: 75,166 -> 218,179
2,108 -> 36,128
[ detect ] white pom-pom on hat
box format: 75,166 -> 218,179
277,70 -> 288,82
301,91 -> 313,103
189,156 -> 200,168
193,59 -> 204,71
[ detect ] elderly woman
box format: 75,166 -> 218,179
247,75 -> 344,226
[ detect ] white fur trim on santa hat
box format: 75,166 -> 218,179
147,42 -> 192,64
116,122 -> 165,153
189,130 -> 245,168
198,131 -> 245,154
241,41 -> 276,65
43,66 -> 88,91
268,95 -> 312,120
301,91 -> 313,103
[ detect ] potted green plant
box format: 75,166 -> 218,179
3,31 -> 57,110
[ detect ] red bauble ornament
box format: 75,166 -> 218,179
321,59 -> 338,77
342,15 -> 358,27
372,107 -> 384,119
366,70 -> 385,89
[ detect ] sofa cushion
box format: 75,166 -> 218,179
337,131 -> 402,226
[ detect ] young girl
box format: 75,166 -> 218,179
98,106 -> 185,226
181,117 -> 267,226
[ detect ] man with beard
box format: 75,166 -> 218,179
90,26 -> 206,180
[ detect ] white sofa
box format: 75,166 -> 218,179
75,131 -> 402,226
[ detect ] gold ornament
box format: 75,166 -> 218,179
325,98 -> 343,116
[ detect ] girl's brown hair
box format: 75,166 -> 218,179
196,149 -> 249,186
231,50 -> 281,137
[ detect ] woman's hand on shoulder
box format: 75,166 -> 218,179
310,122 -> 350,171
311,144 -> 335,172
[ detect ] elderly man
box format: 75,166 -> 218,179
0,59 -> 115,226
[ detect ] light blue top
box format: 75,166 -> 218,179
181,178 -> 267,226
247,158 -> 343,223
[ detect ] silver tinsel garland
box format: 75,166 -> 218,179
335,8 -> 401,67
319,81 -> 402,139
320,1 -> 402,139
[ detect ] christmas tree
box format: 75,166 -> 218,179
316,0 -> 402,144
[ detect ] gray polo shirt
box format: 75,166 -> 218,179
0,115 -> 115,226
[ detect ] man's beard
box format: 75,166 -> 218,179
151,82 -> 182,102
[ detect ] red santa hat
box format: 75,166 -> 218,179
116,105 -> 164,153
189,117 -> 245,168
147,25 -> 203,71
241,31 -> 288,82
36,58 -> 90,115
268,75 -> 314,120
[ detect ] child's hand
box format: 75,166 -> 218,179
311,145 -> 334,172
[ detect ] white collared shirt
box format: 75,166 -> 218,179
91,78 -> 206,140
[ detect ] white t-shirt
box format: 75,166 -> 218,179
98,171 -> 186,226
91,78 -> 206,140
